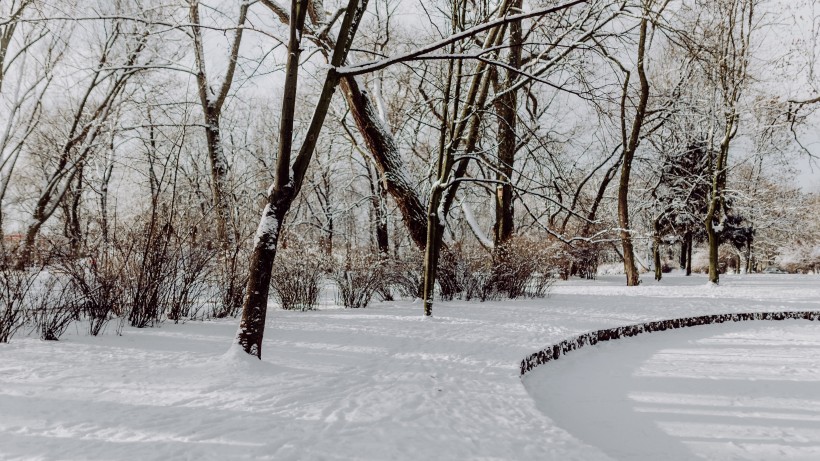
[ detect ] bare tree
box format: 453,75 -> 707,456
16,7 -> 153,266
686,0 -> 757,284
0,0 -> 64,242
237,0 -> 369,357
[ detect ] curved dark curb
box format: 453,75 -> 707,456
520,311 -> 820,377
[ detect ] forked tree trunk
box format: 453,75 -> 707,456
237,0 -> 368,357
421,194 -> 446,316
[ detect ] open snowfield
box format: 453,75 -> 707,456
2,273 -> 820,460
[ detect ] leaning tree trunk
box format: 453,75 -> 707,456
340,77 -> 428,249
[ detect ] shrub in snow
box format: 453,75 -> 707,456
437,245 -> 496,301
436,238 -> 555,302
122,230 -> 177,328
115,217 -> 217,327
690,244 -> 751,274
0,263 -> 39,343
690,247 -> 710,274
487,237 -> 554,299
212,245 -> 248,319
333,251 -> 385,308
27,274 -> 79,341
270,249 -> 325,311
562,240 -> 602,280
171,244 -> 218,321
381,252 -> 423,300
778,243 -> 820,274
57,252 -> 125,336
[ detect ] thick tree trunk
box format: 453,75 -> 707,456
705,218 -> 719,283
337,0 -> 504,250
340,77 -> 428,249
236,201 -> 288,356
493,0 -> 522,248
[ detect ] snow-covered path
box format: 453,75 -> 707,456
526,321 -> 820,460
1,274 -> 820,460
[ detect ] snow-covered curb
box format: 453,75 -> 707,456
520,310 -> 820,376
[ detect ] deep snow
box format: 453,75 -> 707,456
2,273 -> 820,460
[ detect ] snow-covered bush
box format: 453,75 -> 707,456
333,251 -> 385,308
270,249 -> 326,311
778,243 -> 820,274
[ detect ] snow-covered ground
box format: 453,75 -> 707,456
2,273 -> 820,460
